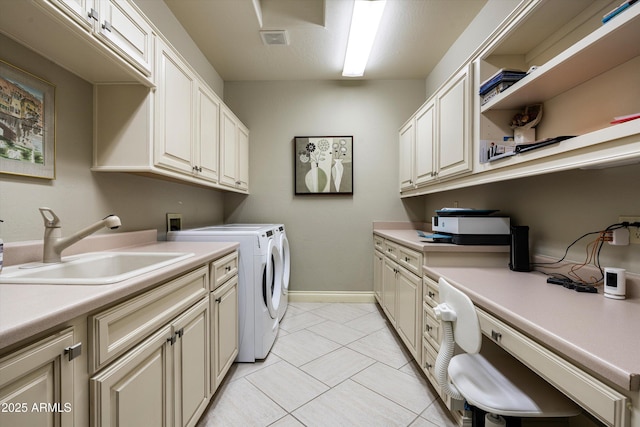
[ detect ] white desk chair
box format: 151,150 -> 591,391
434,278 -> 580,427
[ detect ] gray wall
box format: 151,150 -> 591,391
0,34 -> 225,244
223,80 -> 426,293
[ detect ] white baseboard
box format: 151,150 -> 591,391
288,291 -> 376,303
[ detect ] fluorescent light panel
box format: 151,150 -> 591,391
342,0 -> 387,77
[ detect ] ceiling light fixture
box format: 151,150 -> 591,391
342,0 -> 387,77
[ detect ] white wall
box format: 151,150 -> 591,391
0,34 -> 225,244
223,80 -> 426,293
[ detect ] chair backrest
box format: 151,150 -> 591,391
438,277 -> 482,354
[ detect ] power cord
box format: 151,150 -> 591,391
533,222 -> 633,286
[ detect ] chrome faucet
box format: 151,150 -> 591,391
39,207 -> 121,263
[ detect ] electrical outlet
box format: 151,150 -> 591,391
619,216 -> 640,244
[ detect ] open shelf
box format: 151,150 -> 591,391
481,3 -> 640,112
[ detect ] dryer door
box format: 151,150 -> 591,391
279,232 -> 290,294
263,239 -> 282,319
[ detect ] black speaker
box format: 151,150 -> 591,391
509,226 -> 530,272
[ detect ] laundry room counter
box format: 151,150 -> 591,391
0,230 -> 239,350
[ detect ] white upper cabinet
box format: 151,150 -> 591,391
47,0 -> 153,77
399,64 -> 472,193
154,39 -> 196,175
400,0 -> 640,196
220,106 -> 250,192
0,0 -> 154,85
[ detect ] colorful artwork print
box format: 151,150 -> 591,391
0,59 -> 55,179
295,136 -> 353,194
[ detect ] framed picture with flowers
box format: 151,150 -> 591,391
294,136 -> 353,195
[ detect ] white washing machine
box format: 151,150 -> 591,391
275,225 -> 290,321
167,224 -> 282,362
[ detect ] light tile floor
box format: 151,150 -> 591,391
197,302 -> 457,427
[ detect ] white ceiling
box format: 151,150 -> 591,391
163,0 -> 488,81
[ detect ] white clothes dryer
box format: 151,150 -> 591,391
275,225 -> 290,321
167,224 -> 282,362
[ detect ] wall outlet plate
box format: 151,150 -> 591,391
167,213 -> 182,232
619,216 -> 640,244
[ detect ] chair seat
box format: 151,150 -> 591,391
449,348 -> 580,418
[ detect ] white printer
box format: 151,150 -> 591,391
432,208 -> 510,245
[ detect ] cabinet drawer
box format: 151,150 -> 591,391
383,240 -> 399,261
423,275 -> 439,307
211,251 -> 238,290
423,302 -> 441,350
373,235 -> 385,252
477,309 -> 628,427
421,338 -> 438,388
398,246 -> 423,276
89,266 -> 208,373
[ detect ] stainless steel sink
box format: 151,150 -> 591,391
0,252 -> 194,285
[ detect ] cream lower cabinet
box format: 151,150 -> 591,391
373,247 -> 384,305
91,297 -> 209,427
211,275 -> 239,392
377,237 -> 423,361
0,328 -> 77,427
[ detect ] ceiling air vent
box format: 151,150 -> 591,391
260,30 -> 289,45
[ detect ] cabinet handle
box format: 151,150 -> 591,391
215,297 -> 222,303
428,291 -> 435,298
192,166 -> 202,172
426,325 -> 432,332
64,343 -> 82,361
235,180 -> 242,185
424,362 -> 432,370
225,266 -> 231,272
491,330 -> 502,342
88,8 -> 99,21
167,335 -> 176,345
404,257 -> 411,262
102,20 -> 112,32
176,328 -> 184,338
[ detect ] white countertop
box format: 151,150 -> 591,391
0,237 -> 239,351
425,265 -> 640,391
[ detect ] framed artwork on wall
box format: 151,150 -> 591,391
0,59 -> 56,179
294,136 -> 353,195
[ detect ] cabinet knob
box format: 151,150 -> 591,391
491,330 -> 502,342
225,266 -> 231,272
426,325 -> 432,332
404,257 -> 410,262
428,291 -> 435,298
215,297 -> 222,303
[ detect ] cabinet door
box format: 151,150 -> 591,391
382,258 -> 397,323
414,100 -> 436,186
237,123 -> 250,191
155,39 -> 195,175
173,298 -> 210,427
437,65 -> 472,179
96,0 -> 153,76
212,276 -> 239,393
399,120 -> 414,191
220,107 -> 239,188
373,250 -> 384,305
396,268 -> 421,358
91,326 -> 172,427
47,0 -> 94,30
0,329 -> 75,427
195,84 -> 221,183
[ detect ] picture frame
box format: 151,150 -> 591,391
0,59 -> 56,179
294,136 -> 353,195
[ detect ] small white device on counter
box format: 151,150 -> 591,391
604,267 -> 626,299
